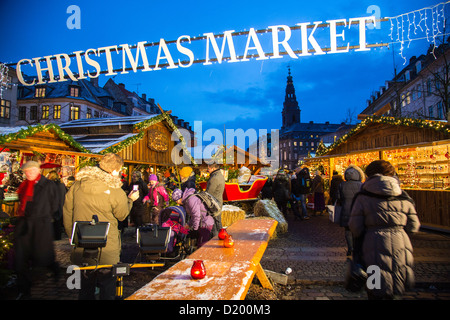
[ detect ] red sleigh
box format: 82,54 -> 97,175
199,175 -> 268,202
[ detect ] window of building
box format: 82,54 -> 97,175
94,110 -> 99,118
35,87 -> 46,98
401,94 -> 406,107
86,108 -> 92,119
0,99 -> 11,119
416,61 -> 422,73
53,105 -> 61,119
411,90 -> 416,101
293,141 -> 297,146
417,85 -> 422,98
437,102 -> 444,119
41,105 -> 49,119
18,106 -> 26,120
30,106 -> 38,120
435,78 -> 441,90
70,105 -> 80,120
428,105 -> 434,118
69,86 -> 80,97
405,70 -> 410,81
427,79 -> 432,96
406,91 -> 411,104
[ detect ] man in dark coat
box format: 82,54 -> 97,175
329,170 -> 344,205
126,171 -> 149,226
338,165 -> 364,256
272,169 -> 290,216
291,166 -> 311,220
14,161 -> 61,299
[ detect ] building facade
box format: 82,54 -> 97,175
279,68 -> 343,169
358,43 -> 450,121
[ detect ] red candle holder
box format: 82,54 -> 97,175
191,260 -> 206,280
223,234 -> 235,248
218,228 -> 228,240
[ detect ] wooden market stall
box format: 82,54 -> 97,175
59,113 -> 194,181
0,123 -> 100,216
308,116 -> 450,232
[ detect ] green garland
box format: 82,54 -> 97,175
102,112 -> 197,165
316,116 -> 450,156
0,123 -> 91,153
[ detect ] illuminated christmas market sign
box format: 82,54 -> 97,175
1,1 -> 448,89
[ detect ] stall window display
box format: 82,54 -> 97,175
333,151 -> 379,177
384,144 -> 450,190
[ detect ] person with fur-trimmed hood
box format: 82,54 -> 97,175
349,160 -> 420,300
63,153 -> 139,300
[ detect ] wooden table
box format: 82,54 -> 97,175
126,218 -> 278,300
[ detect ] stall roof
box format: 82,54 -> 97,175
59,114 -> 159,129
69,133 -> 138,153
0,123 -> 93,155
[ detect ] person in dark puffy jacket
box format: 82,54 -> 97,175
338,165 -> 364,256
349,160 -> 420,300
272,169 -> 290,216
329,170 -> 343,205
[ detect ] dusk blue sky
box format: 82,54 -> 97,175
0,0 -> 444,141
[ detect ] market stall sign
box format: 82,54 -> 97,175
148,129 -> 168,152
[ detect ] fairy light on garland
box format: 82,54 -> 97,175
388,1 -> 449,64
316,115 -> 450,156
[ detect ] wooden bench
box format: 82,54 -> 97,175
126,218 -> 278,300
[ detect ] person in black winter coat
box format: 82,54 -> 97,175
291,166 -> 311,220
338,164 -> 364,256
126,171 -> 149,229
14,161 -> 60,299
46,170 -> 67,241
260,175 -> 273,200
272,169 -> 290,216
329,170 -> 344,205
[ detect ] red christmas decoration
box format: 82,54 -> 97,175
218,228 -> 228,240
190,260 -> 206,280
223,234 -> 235,248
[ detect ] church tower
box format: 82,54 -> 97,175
281,66 -> 300,131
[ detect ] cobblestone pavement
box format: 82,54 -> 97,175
1,212 -> 450,301
247,213 -> 450,300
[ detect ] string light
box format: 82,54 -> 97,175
388,1 -> 449,64
316,115 -> 450,156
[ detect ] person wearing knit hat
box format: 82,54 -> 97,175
179,166 -> 196,191
171,188 -> 183,203
149,174 -> 158,183
143,173 -> 169,225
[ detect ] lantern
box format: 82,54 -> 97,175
223,234 -> 235,248
190,260 -> 206,280
218,228 -> 228,240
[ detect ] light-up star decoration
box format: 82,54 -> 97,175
388,1 -> 449,65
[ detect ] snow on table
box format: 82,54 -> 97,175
126,218 -> 277,300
